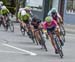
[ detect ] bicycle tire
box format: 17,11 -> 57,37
60,25 -> 66,36
20,26 -> 26,36
54,36 -> 64,58
59,49 -> 64,58
27,30 -> 35,43
61,35 -> 65,43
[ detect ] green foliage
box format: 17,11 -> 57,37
7,6 -> 16,14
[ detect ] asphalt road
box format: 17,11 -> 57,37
0,23 -> 75,62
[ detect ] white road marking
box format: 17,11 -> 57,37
2,43 -> 37,56
0,50 -> 26,54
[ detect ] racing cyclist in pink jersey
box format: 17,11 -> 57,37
43,16 -> 64,54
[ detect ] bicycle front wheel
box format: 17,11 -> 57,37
54,36 -> 64,58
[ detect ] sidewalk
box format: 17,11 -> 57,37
64,24 -> 75,34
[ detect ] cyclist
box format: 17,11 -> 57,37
31,15 -> 41,44
1,6 -> 9,27
48,8 -> 63,25
43,16 -> 64,54
20,9 -> 31,33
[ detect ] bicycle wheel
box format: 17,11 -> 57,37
61,35 -> 65,43
60,25 -> 66,36
5,21 -> 9,31
28,30 -> 36,43
59,48 -> 64,58
54,36 -> 64,58
20,25 -> 25,36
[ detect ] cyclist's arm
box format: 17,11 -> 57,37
17,12 -> 22,22
42,22 -> 47,30
57,13 -> 63,24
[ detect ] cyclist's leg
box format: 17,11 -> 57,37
30,25 -> 35,36
47,28 -> 58,53
2,15 -> 6,27
20,22 -> 24,31
35,30 -> 41,41
55,26 -> 64,46
4,15 -> 7,24
21,20 -> 27,30
25,21 -> 30,33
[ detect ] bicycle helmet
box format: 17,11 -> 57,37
19,8 -> 24,13
24,6 -> 31,11
51,8 -> 57,15
21,10 -> 26,16
45,16 -> 52,22
2,6 -> 7,9
48,8 -> 57,16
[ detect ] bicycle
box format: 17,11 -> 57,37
1,14 -> 14,32
5,16 -> 14,32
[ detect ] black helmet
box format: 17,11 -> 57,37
51,8 -> 57,15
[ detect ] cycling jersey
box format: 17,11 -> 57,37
44,20 -> 57,29
52,13 -> 58,21
43,20 -> 58,33
31,17 -> 41,29
21,13 -> 30,23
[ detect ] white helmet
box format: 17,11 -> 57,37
0,1 -> 3,5
48,8 -> 57,16
2,6 -> 7,9
21,10 -> 26,16
19,8 -> 24,13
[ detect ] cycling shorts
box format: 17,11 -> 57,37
47,26 -> 56,34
